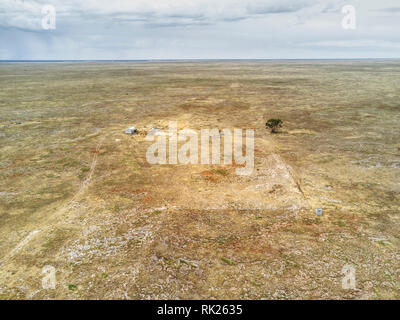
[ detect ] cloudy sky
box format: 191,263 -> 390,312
1,0 -> 399,60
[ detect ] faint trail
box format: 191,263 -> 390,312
0,136 -> 104,267
70,136 -> 104,202
50,135 -> 104,218
0,230 -> 40,267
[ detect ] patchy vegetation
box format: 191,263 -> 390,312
0,61 -> 399,300
266,119 -> 283,133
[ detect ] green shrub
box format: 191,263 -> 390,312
266,119 -> 283,133
68,284 -> 78,291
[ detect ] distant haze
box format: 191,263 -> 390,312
1,0 -> 399,60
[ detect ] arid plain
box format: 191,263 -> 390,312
0,61 -> 399,299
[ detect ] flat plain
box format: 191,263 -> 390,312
0,60 -> 399,299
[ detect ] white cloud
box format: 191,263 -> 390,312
0,0 -> 399,59
1,0 -> 321,31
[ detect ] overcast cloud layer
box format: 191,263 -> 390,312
1,0 -> 399,59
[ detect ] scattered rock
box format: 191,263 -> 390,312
320,196 -> 342,204
125,127 -> 137,135
0,192 -> 17,197
147,128 -> 162,136
369,236 -> 388,242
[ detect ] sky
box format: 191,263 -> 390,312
0,0 -> 399,60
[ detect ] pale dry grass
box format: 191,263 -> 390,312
0,61 -> 399,299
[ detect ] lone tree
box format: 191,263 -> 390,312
266,119 -> 283,133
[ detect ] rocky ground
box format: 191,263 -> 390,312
0,61 -> 399,299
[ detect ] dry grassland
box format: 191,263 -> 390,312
0,61 -> 399,299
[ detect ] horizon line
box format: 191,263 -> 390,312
1,58 -> 399,63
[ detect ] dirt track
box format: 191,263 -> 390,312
0,61 -> 399,299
